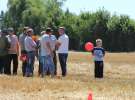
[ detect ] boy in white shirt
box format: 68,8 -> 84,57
92,39 -> 105,78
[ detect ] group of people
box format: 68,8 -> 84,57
0,26 -> 105,79
0,28 -> 19,75
0,26 -> 69,78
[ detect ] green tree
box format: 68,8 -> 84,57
3,0 -> 135,51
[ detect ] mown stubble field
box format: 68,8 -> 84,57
0,52 -> 135,100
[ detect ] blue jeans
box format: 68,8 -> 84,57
41,55 -> 55,76
26,51 -> 35,76
58,53 -> 68,76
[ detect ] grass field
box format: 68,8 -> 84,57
0,52 -> 135,100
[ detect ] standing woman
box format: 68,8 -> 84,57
7,28 -> 19,75
57,27 -> 69,77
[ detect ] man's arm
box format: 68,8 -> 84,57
46,36 -> 53,56
56,40 -> 61,49
19,34 -> 23,47
102,48 -> 105,56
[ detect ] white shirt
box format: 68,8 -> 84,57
58,34 -> 69,53
40,34 -> 51,56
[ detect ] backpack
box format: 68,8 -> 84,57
0,36 -> 10,56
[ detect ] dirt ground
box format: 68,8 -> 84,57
0,52 -> 135,100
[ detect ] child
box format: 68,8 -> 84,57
92,39 -> 105,78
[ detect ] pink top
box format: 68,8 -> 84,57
7,35 -> 19,54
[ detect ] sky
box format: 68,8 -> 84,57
0,0 -> 135,19
0,0 -> 8,12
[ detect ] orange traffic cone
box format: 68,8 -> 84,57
88,91 -> 92,100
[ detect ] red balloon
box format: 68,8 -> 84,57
85,42 -> 94,51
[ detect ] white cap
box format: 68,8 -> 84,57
27,28 -> 33,33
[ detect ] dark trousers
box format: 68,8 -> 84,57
21,50 -> 27,76
53,51 -> 57,75
46,51 -> 57,75
0,56 -> 7,74
94,61 -> 104,78
38,57 -> 42,76
58,53 -> 68,76
7,54 -> 18,75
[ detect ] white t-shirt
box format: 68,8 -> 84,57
40,34 -> 51,56
58,34 -> 69,53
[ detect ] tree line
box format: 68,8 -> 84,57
1,0 -> 135,52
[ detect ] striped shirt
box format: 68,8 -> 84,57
7,35 -> 19,54
24,36 -> 37,52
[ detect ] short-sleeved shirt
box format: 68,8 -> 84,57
40,34 -> 51,56
92,47 -> 105,61
58,34 -> 69,54
50,35 -> 57,51
24,36 -> 37,52
19,33 -> 27,51
7,35 -> 18,54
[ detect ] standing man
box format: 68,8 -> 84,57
40,29 -> 55,78
7,28 -> 19,75
19,27 -> 29,76
24,28 -> 37,77
38,31 -> 45,76
47,28 -> 57,75
57,27 -> 69,77
0,29 -> 10,74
